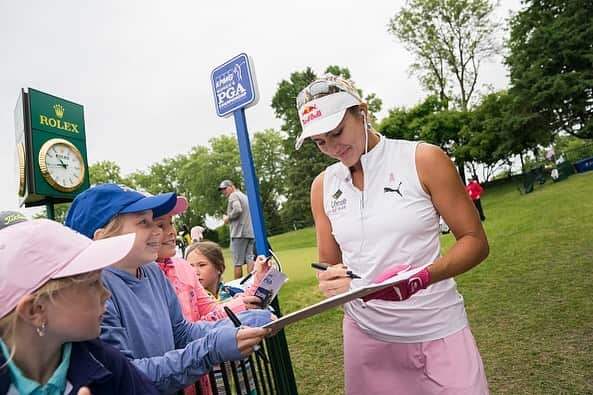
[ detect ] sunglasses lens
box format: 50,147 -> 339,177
296,77 -> 359,110
297,81 -> 340,108
308,81 -> 330,97
296,90 -> 307,109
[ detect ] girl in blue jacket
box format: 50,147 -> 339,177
0,216 -> 159,395
65,184 -> 273,394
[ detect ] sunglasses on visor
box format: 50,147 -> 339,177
296,78 -> 361,109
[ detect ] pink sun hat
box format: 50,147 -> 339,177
0,219 -> 135,319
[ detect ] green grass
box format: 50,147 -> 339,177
228,171 -> 593,394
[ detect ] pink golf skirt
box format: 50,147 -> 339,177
343,316 -> 489,395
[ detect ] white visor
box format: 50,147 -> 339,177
295,91 -> 361,150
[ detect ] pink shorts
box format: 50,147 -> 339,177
343,316 -> 488,395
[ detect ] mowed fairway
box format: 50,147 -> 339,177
226,171 -> 593,394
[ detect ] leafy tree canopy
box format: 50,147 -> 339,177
389,0 -> 500,110
507,0 -> 593,139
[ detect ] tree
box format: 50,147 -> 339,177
89,161 -> 128,185
129,130 -> 288,237
459,92 -> 516,179
377,95 -> 470,158
272,67 -> 329,229
129,157 -> 184,195
389,0 -> 499,183
389,0 -> 500,111
251,129 -> 286,235
553,134 -> 593,155
167,136 -> 241,229
380,98 -> 479,177
460,90 -> 554,175
507,0 -> 593,139
377,96 -> 446,140
34,203 -> 70,223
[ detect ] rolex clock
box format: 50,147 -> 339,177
17,142 -> 26,196
38,138 -> 85,192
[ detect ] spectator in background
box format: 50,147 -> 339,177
218,180 -> 255,279
186,241 -> 228,300
191,225 -> 205,243
466,176 -> 486,221
185,240 -> 270,303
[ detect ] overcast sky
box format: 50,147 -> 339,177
0,0 -> 522,217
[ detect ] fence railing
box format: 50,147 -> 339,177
199,344 -> 275,395
563,142 -> 593,163
187,296 -> 297,395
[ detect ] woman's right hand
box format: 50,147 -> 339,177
316,263 -> 351,298
236,327 -> 270,357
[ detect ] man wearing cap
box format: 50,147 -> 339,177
218,180 -> 255,279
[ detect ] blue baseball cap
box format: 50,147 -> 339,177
65,183 -> 177,238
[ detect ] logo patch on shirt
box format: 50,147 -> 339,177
328,188 -> 347,214
332,189 -> 343,200
384,173 -> 404,197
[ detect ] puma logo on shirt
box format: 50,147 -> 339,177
384,182 -> 403,197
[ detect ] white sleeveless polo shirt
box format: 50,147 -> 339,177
323,136 -> 468,343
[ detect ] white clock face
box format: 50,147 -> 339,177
39,139 -> 85,192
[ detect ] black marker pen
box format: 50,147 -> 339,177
311,262 -> 361,279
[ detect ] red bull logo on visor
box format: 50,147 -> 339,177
301,104 -> 322,125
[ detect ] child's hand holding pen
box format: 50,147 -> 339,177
253,255 -> 273,282
224,306 -> 271,363
235,326 -> 270,360
312,262 -> 360,298
237,255 -> 274,310
240,255 -> 272,287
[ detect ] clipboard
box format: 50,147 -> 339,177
262,264 -> 430,331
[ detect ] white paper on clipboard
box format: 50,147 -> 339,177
262,263 -> 430,331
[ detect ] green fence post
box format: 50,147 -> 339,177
266,296 -> 298,394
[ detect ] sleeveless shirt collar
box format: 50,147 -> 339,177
334,134 -> 386,181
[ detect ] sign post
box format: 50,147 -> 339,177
211,54 -> 298,395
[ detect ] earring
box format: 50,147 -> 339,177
36,321 -> 47,337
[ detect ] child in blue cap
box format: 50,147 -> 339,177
65,184 -> 273,394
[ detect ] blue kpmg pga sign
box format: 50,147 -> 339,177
211,53 -> 259,117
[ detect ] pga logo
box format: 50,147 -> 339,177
217,82 -> 246,103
